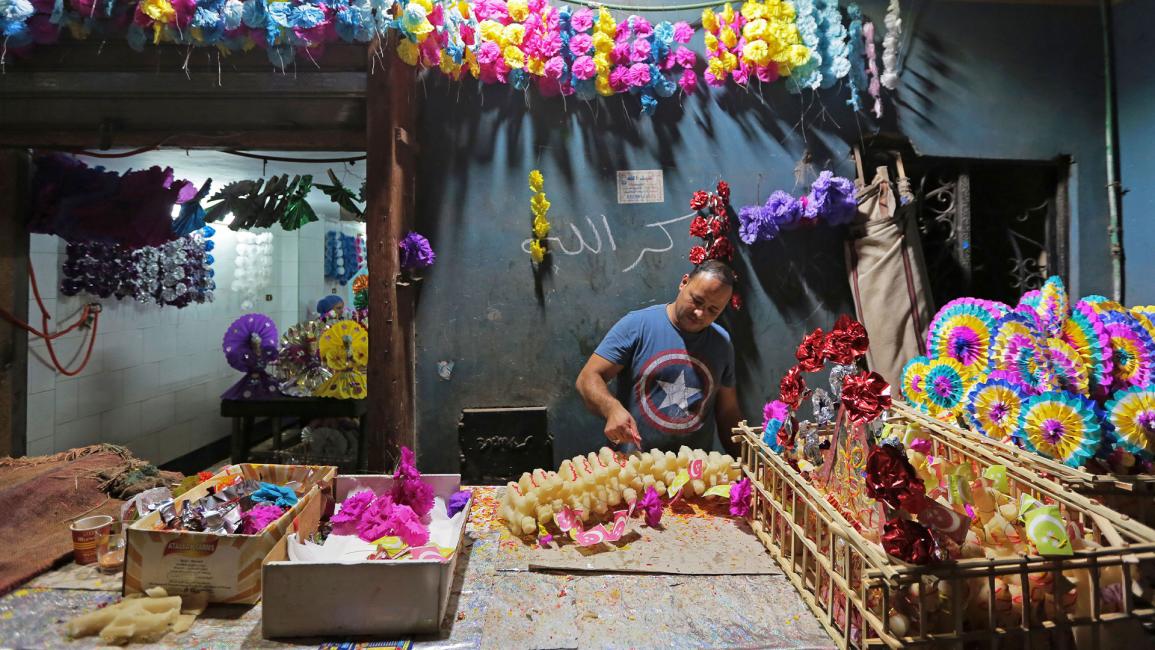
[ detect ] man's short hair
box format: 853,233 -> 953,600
689,260 -> 736,287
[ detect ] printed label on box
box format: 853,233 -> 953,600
616,170 -> 664,204
140,538 -> 242,598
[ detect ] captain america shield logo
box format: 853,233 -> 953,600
634,350 -> 716,434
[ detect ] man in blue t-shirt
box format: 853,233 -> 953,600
576,260 -> 741,456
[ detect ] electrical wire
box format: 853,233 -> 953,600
0,261 -> 101,376
64,145 -> 365,164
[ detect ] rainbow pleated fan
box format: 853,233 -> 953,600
1105,386 -> 1155,458
1018,391 -> 1102,468
926,298 -> 1002,381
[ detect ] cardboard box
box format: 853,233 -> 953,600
261,474 -> 471,639
124,463 -> 337,604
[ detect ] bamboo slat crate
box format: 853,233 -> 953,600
734,414 -> 1155,649
893,401 -> 1155,531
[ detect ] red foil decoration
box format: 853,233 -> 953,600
795,328 -> 827,372
716,180 -> 731,201
882,517 -> 937,565
841,371 -> 892,424
864,444 -> 925,511
824,314 -> 870,364
778,365 -> 806,409
688,245 -> 707,265
689,216 -> 709,238
690,191 -> 709,210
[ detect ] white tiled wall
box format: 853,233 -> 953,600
24,151 -> 363,466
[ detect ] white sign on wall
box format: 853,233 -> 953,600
616,169 -> 665,204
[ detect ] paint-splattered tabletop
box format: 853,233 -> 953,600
0,487 -> 833,649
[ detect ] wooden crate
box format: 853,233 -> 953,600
894,401 -> 1155,531
734,415 -> 1155,649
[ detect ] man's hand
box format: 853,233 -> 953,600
605,405 -> 642,447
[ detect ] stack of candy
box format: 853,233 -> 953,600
150,475 -> 299,536
901,275 -> 1155,474
498,446 -> 741,538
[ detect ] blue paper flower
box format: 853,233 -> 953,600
252,482 -> 299,509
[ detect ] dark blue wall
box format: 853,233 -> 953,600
412,0 -> 1112,472
1116,0 -> 1154,306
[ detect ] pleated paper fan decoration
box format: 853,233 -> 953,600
922,357 -> 972,416
1062,301 -> 1114,393
1103,321 -> 1155,390
900,356 -> 932,411
964,377 -> 1025,443
1018,391 -> 1102,468
1045,337 -> 1090,396
270,320 -> 333,397
220,313 -> 280,400
1105,386 -> 1155,458
926,298 -> 1001,381
316,320 -> 369,399
1038,275 -> 1069,338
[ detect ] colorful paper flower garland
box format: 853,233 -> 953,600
736,171 -> 856,245
528,169 -> 550,264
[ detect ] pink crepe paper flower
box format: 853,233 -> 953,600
630,39 -> 651,63
428,3 -> 444,27
571,55 -> 596,80
704,69 -> 724,88
639,486 -> 663,527
679,68 -> 698,93
626,63 -> 650,87
356,495 -> 430,546
331,490 -> 375,536
242,504 -> 285,535
673,21 -> 693,44
392,447 -> 435,519
614,21 -> 631,42
755,64 -> 779,83
609,66 -> 629,92
569,33 -> 592,56
477,41 -> 501,65
543,56 -> 565,79
460,23 -> 475,45
571,8 -> 593,32
610,42 -> 629,65
633,17 -> 652,38
674,46 -> 696,69
732,65 -> 749,86
729,478 -> 752,518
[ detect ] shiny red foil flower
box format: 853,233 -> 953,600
778,365 -> 806,409
841,370 -> 892,424
795,328 -> 827,372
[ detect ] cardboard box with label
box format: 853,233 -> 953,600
261,474 -> 471,639
124,463 -> 337,604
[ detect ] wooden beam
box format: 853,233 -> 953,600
0,130 -> 366,152
364,38 -> 417,472
0,150 -> 30,458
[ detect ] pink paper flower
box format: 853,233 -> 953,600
241,504 -> 285,535
356,495 -> 430,546
679,68 -> 698,93
543,56 -> 565,79
674,46 -> 696,69
392,447 -> 435,518
331,490 -> 375,536
630,39 -> 651,63
673,21 -> 693,44
610,42 -> 629,64
571,8 -> 593,32
633,17 -> 652,38
614,22 -> 631,42
639,486 -> 663,527
477,41 -> 501,65
729,478 -> 752,518
569,33 -> 592,56
626,62 -> 651,87
609,66 -> 629,92
571,55 -> 596,80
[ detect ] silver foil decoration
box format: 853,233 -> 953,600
810,388 -> 835,426
269,320 -> 333,397
828,364 -> 858,399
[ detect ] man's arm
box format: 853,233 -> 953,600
576,354 -> 641,447
714,386 -> 742,458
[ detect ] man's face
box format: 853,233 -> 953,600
672,274 -> 732,333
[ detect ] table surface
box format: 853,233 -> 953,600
0,488 -> 834,650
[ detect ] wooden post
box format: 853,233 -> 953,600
0,150 -> 30,458
364,38 -> 417,472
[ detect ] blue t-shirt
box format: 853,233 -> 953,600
593,304 -> 735,452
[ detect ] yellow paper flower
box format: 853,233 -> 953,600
596,8 -> 615,35
507,0 -> 529,22
531,193 -> 551,219
140,0 -> 175,23
465,49 -> 480,77
503,45 -> 525,69
439,56 -> 460,76
528,170 -> 544,193
787,44 -> 811,68
741,1 -> 765,20
720,3 -> 735,24
478,20 -> 503,43
743,19 -> 767,42
701,8 -> 717,33
527,56 -> 545,76
707,57 -> 727,81
742,40 -> 771,66
776,1 -> 796,21
592,31 -> 613,54
397,39 -> 420,66
721,51 -> 739,72
502,23 -> 525,46
533,215 -> 550,240
720,27 -> 737,49
411,0 -> 432,12
595,74 -> 613,96
593,53 -> 610,76
704,33 -> 718,52
529,239 -> 546,264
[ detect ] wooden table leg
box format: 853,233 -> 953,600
240,416 -> 253,463
230,417 -> 243,464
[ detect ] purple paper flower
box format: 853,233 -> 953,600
447,489 -> 472,518
808,171 -> 857,226
639,486 -> 663,527
765,190 -> 801,229
729,478 -> 752,518
737,205 -> 780,245
399,231 -> 436,272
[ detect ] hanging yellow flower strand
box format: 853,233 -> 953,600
528,169 -> 550,264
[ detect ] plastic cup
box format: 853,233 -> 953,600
70,515 -> 112,565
